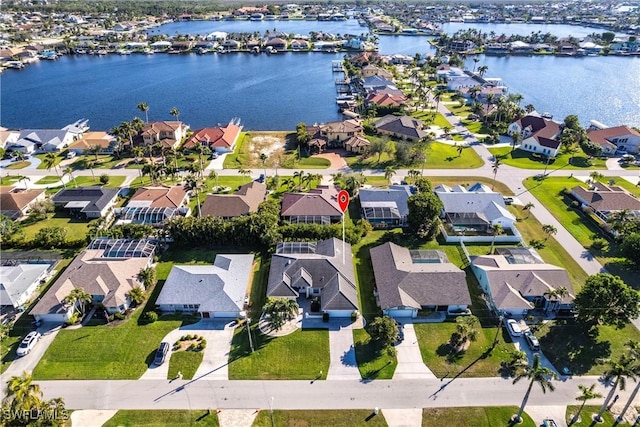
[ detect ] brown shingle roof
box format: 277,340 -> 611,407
281,186 -> 342,217
572,185 -> 640,212
0,188 -> 44,212
200,181 -> 266,218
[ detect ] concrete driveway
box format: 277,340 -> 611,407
526,405 -> 568,427
393,323 -> 436,380
327,327 -> 360,380
0,323 -> 61,381
512,336 -> 560,377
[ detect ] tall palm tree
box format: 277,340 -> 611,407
7,371 -> 43,412
209,170 -> 219,188
63,167 -> 77,188
170,106 -> 180,121
384,166 -> 396,182
259,152 -> 268,177
17,175 -> 30,190
512,353 -> 558,423
570,384 -> 602,425
43,152 -> 64,187
595,353 -> 637,422
185,173 -> 203,217
137,102 -> 149,123
489,223 -> 503,254
477,65 -> 488,77
64,287 -> 92,315
87,160 -> 97,181
491,157 -> 501,190
541,224 -> 557,241
615,340 -> 640,423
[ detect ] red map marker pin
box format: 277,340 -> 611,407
337,190 -> 350,213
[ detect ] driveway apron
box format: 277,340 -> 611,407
327,327 -> 361,380
393,323 -> 436,380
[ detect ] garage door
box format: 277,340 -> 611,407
385,309 -> 415,318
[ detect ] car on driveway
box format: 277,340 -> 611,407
153,342 -> 169,366
506,319 -> 522,337
16,331 -> 42,357
524,331 -> 540,352
542,419 -> 558,427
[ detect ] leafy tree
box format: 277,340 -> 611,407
366,315 -> 398,348
512,354 -> 558,423
574,273 -> 640,328
369,139 -> 387,163
620,232 -> 640,266
262,297 -> 299,331
580,140 -> 603,157
407,191 -> 443,238
394,141 -> 412,165
33,226 -> 67,248
64,287 -> 92,315
100,174 -> 110,185
569,383 -> 602,425
0,214 -> 23,244
129,287 -> 145,305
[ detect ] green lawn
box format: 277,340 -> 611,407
253,410 -> 388,427
32,311 -> 196,380
353,328 -> 397,380
103,410 -> 219,427
35,153 -> 64,169
71,154 -> 127,170
228,328 -> 329,380
223,133 -> 249,168
488,146 -> 607,170
422,407 -> 536,427
295,156 -> 331,168
4,161 -> 30,169
537,321 -> 640,376
35,176 -> 64,185
43,175 -> 126,195
167,350 -> 203,380
20,213 -> 93,241
565,405 -> 625,427
0,175 -> 23,186
364,176 -> 391,187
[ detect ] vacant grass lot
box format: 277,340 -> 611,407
167,351 -> 203,380
42,175 -> 126,195
253,410 -> 388,427
228,328 -> 329,380
103,410 -> 219,427
353,328 -> 397,380
223,133 -> 249,168
345,142 -> 483,169
422,407 -> 536,427
21,213 -> 93,241
488,146 -> 606,170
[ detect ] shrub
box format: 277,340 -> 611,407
570,200 -> 579,209
173,342 -> 180,351
99,174 -> 110,185
67,312 -> 80,325
142,311 -> 158,324
114,312 -> 126,320
199,339 -> 207,349
188,343 -> 197,351
591,237 -> 608,250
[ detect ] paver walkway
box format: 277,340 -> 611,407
393,323 -> 436,380
383,408 -> 422,427
326,327 -> 360,380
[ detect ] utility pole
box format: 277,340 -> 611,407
247,318 -> 254,353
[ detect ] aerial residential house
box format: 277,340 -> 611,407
182,119 -> 242,153
344,134 -> 370,153
359,185 -> 413,228
571,182 -> 640,222
435,182 -> 520,243
366,92 -> 407,111
115,185 -> 190,225
67,131 -> 118,155
266,37 -> 287,51
139,121 -> 189,150
361,64 -> 393,79
0,187 -> 45,220
586,124 -> 640,155
200,181 -> 267,219
370,242 -> 471,318
156,254 -> 254,318
0,130 -> 20,150
374,115 -> 428,142
316,119 -> 363,148
281,185 -> 343,224
8,129 -> 75,153
0,263 -> 52,309
470,247 -> 575,317
507,113 -> 563,157
266,239 -> 359,317
30,239 -> 156,323
52,187 -> 119,219
362,75 -> 398,94
62,119 -> 90,138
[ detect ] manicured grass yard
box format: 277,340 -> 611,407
296,156 -> 331,168
0,175 -> 22,186
35,153 -> 64,169
223,133 -> 249,168
103,410 -> 219,427
422,407 -> 536,427
488,146 -> 606,170
353,328 -> 397,380
4,161 -> 30,169
167,350 -> 203,380
565,405 -> 622,427
35,175 -> 64,185
253,410 -> 388,427
228,328 -> 329,380
43,175 -> 126,195
21,213 -> 93,241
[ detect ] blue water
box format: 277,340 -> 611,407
441,23 -> 626,38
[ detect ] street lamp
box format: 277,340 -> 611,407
270,396 -> 275,427
247,318 -> 254,353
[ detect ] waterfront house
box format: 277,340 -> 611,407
362,75 -> 397,94
221,39 -> 241,51
370,242 -> 471,319
139,121 -> 189,150
150,41 -> 171,52
470,248 -> 574,317
281,185 -> 343,224
0,187 -> 46,220
315,119 -> 363,148
266,37 -> 287,51
374,115 -> 427,142
8,129 -> 75,153
266,239 -> 359,318
290,39 -> 309,50
0,130 -> 20,150
435,183 -> 519,243
586,125 -> 640,154
359,185 -> 412,228
0,262 -> 52,309
205,31 -> 227,41
507,113 -> 562,157
182,119 -> 242,153
344,134 -> 370,153
571,182 -> 640,222
366,92 -> 407,111
200,181 -> 266,220
115,185 -> 190,225
361,65 -> 394,79
67,131 -> 118,155
30,239 -> 155,323
156,254 -> 254,318
52,187 -> 119,219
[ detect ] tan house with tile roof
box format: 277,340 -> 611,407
344,134 -> 370,153
128,185 -> 188,209
0,188 -> 45,220
201,181 -> 266,219
140,121 -> 189,149
67,131 -> 118,154
182,120 -> 243,153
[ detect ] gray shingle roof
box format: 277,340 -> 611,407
359,185 -> 412,218
0,264 -> 51,307
52,187 -> 119,214
435,188 -> 515,222
374,115 -> 427,140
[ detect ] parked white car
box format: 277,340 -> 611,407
506,319 -> 522,337
16,331 -> 41,357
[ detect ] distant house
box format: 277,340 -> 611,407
8,129 -> 75,153
362,75 -> 397,94
0,130 -> 20,150
470,248 -> 574,317
52,187 -> 119,219
139,121 -> 189,150
435,183 -> 519,243
182,120 -> 242,153
507,113 -> 563,157
309,119 -> 363,149
0,188 -> 45,220
30,239 -> 156,323
281,186 -> 343,224
344,134 -> 370,153
290,39 -> 309,50
571,182 -> 640,222
359,185 -> 412,228
586,125 -> 640,155
201,181 -> 267,219
266,239 -> 359,317
370,242 -> 471,318
115,185 -> 190,225
366,92 -> 407,110
361,65 -> 393,79
156,254 -> 254,318
0,263 -> 52,309
67,131 -> 118,155
266,37 -> 287,51
374,115 -> 427,142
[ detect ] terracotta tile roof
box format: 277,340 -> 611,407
281,186 -> 342,217
141,121 -> 184,136
200,181 -> 266,218
183,123 -> 241,149
367,92 -> 407,107
128,185 -> 188,208
345,135 -> 370,148
587,126 -> 640,145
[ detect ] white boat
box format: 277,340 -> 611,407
250,13 -> 264,21
3,61 -> 24,69
336,95 -> 355,101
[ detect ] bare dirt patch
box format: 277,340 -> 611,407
247,132 -> 289,167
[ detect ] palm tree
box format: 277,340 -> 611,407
17,175 -> 30,190
491,157 -> 501,190
489,223 -> 504,254
384,166 -> 396,181
7,371 -> 43,412
472,57 -> 480,73
615,341 -> 640,423
43,152 -> 64,187
570,384 -> 602,425
452,315 -> 480,350
185,173 -> 203,217
524,104 -> 536,114
137,102 -> 149,123
477,65 -> 488,77
63,167 -> 77,188
170,106 -> 180,121
87,160 -> 97,181
137,266 -> 157,288
545,286 -> 569,313
595,353 -> 637,422
209,170 -> 219,188
512,353 -> 558,423
238,168 -> 251,180
64,287 -> 92,315
128,287 -> 146,305
541,224 -> 557,241
262,297 -> 299,331
259,152 -> 268,177
87,144 -> 101,161
510,131 -> 522,152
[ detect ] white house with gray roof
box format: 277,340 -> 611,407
359,185 -> 413,228
156,254 -> 254,318
266,238 -> 359,317
0,263 -> 52,309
